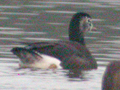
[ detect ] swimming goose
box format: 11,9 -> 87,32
11,12 -> 97,69
102,61 -> 120,90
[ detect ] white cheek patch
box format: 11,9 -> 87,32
80,17 -> 87,31
80,17 -> 93,32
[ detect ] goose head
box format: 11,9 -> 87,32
69,12 -> 96,45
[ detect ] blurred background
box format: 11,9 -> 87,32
0,0 -> 120,90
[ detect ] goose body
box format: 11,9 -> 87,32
11,12 -> 97,69
102,61 -> 120,90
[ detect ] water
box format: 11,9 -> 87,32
0,0 -> 120,90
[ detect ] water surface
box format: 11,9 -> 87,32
0,0 -> 120,90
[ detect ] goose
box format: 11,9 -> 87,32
102,61 -> 120,90
11,12 -> 97,69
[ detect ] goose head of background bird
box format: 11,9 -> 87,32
102,61 -> 120,90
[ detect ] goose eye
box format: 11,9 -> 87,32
89,23 -> 91,26
87,19 -> 91,23
87,19 -> 92,26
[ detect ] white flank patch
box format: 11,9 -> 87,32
19,54 -> 62,69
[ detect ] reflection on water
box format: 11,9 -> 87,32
0,66 -> 104,90
0,0 -> 120,90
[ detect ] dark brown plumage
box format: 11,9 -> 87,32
11,12 -> 97,69
102,61 -> 120,90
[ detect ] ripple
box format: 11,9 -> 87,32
26,32 -> 47,35
96,57 -> 118,61
0,31 -> 24,35
0,5 -> 20,8
0,38 -> 18,40
1,12 -> 39,16
0,58 -> 18,61
14,23 -> 33,26
110,51 -> 120,54
89,31 -> 102,34
0,17 -> 9,20
34,1 -> 97,5
110,36 -> 120,38
34,1 -> 115,8
45,10 -> 75,14
0,30 -> 47,35
0,38 -> 18,41
0,52 -> 11,54
47,22 -> 65,25
92,19 -> 105,21
0,27 -> 22,30
91,0 -> 120,3
99,40 -> 120,44
102,47 -> 119,50
85,36 -> 98,39
18,18 -> 29,20
106,54 -> 120,58
93,53 -> 120,58
22,37 -> 59,41
109,26 -> 120,30
23,5 -> 55,8
0,45 -> 24,48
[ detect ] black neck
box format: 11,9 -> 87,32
69,13 -> 85,45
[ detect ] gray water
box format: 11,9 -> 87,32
0,0 -> 120,90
